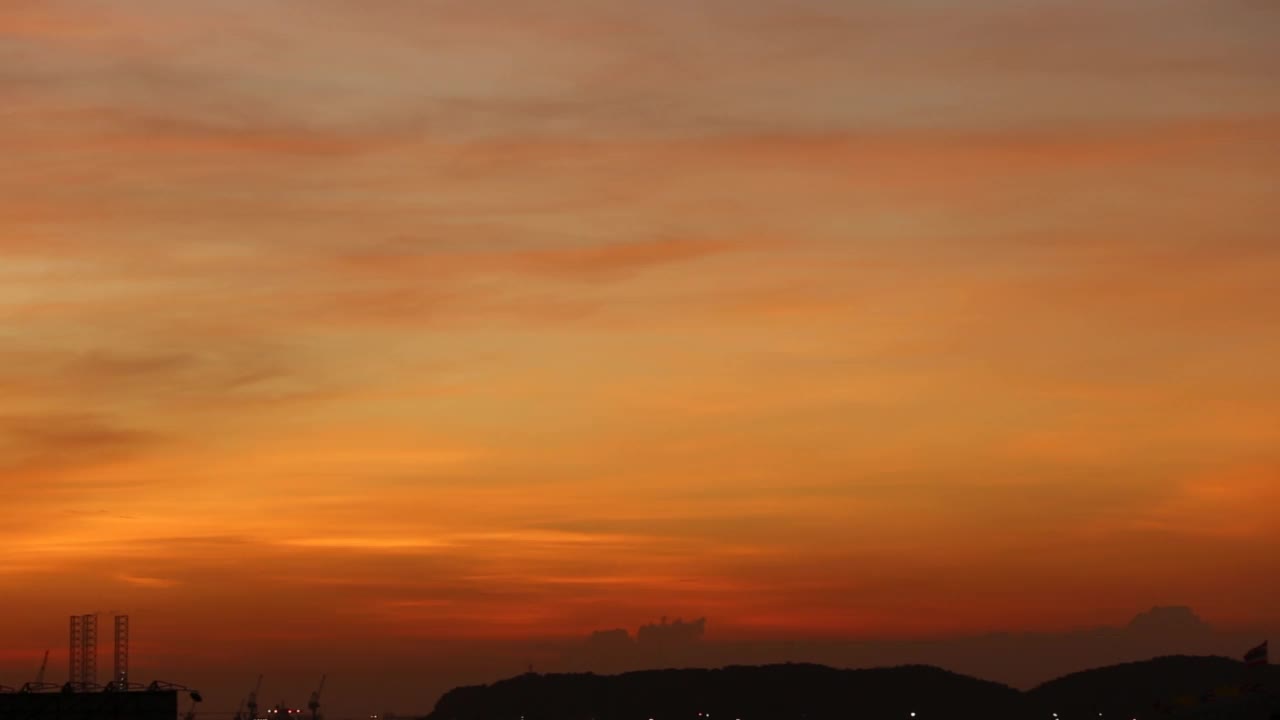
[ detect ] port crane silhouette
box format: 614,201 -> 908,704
19,650 -> 60,693
308,674 -> 326,720
247,675 -> 263,720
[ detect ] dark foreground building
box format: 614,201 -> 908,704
0,690 -> 177,720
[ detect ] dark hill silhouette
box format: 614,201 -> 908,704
426,658 -> 1278,720
564,607 -> 1255,689
1027,655 -> 1278,716
427,663 -> 1026,720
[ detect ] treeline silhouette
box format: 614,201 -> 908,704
426,657 -> 1277,720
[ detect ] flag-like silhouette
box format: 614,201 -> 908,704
1244,641 -> 1268,666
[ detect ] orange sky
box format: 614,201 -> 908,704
2,0 -> 1279,714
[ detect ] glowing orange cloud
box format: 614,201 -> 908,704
2,0 -> 1279,715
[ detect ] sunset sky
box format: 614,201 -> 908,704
2,0 -> 1279,714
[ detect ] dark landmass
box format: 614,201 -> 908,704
429,663 -> 1023,720
427,657 -> 1278,720
1028,655 -> 1278,716
566,607 -> 1256,691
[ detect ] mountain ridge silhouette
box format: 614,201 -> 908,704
563,606 -> 1264,690
426,656 -> 1278,720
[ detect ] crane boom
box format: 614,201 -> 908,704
308,674 -> 326,720
247,675 -> 263,720
35,651 -> 49,685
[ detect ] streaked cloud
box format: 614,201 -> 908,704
1,1 -> 1278,713
118,574 -> 182,589
277,536 -> 456,551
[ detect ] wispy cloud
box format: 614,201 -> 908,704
1,0 -> 1278,682
0,413 -> 160,478
117,573 -> 181,589
277,536 -> 456,551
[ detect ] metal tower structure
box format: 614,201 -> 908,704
82,613 -> 98,686
69,616 -> 82,685
68,613 -> 98,686
113,615 -> 129,686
